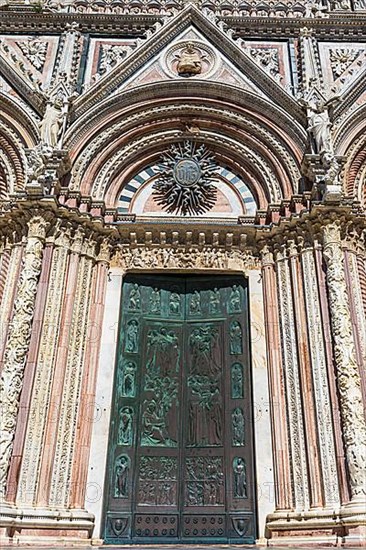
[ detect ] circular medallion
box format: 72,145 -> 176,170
162,40 -> 219,80
173,159 -> 201,186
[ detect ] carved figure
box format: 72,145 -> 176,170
230,321 -> 243,355
229,285 -> 241,313
209,288 -> 220,314
119,361 -> 136,397
233,457 -> 247,498
189,290 -> 201,314
39,97 -> 65,147
232,408 -> 245,446
141,399 -> 177,447
177,42 -> 202,76
146,328 -> 179,376
118,407 -> 133,445
125,320 -> 138,353
127,283 -> 141,310
231,363 -> 244,398
115,455 -> 130,498
169,292 -> 181,315
149,288 -> 161,314
307,100 -> 332,154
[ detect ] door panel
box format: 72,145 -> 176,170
103,275 -> 256,544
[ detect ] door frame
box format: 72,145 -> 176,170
86,265 -> 274,545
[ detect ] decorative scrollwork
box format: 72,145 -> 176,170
152,141 -> 218,216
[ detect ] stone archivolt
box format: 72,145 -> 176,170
0,0 -> 365,547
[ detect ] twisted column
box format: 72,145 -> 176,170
323,222 -> 366,502
0,216 -> 48,498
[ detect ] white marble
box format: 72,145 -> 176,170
86,269 -> 124,538
248,270 -> 275,540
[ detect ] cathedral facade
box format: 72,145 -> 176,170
0,0 -> 365,546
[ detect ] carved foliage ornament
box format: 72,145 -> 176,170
152,141 -> 218,216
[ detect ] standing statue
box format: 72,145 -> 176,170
232,408 -> 245,446
118,407 -> 133,446
233,457 -> 247,498
230,321 -> 243,355
307,100 -> 332,154
125,320 -> 138,353
39,96 -> 65,147
115,455 -> 130,498
127,283 -> 141,311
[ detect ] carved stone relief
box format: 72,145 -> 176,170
0,216 -> 47,497
323,223 -> 366,499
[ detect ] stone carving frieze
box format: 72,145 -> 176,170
323,222 -> 366,498
112,246 -> 259,272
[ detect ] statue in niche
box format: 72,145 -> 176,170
209,288 -> 220,314
232,408 -> 245,446
233,457 -> 247,498
169,292 -> 181,315
230,321 -> 243,355
118,407 -> 133,446
231,363 -> 244,399
127,283 -> 141,311
176,42 -> 202,76
115,455 -> 130,498
39,96 -> 65,148
229,285 -> 241,313
125,320 -> 138,353
119,361 -> 136,397
189,290 -> 201,315
149,288 -> 161,314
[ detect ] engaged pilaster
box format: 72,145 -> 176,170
0,215 -> 48,499
323,221 -> 366,503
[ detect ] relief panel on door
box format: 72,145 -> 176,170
103,275 -> 256,544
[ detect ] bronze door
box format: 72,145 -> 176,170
103,275 -> 256,544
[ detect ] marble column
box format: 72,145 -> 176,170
301,242 -> 339,507
0,239 -> 23,372
323,222 -> 366,503
6,240 -> 54,503
260,245 -> 293,511
48,238 -> 96,507
69,241 -> 111,509
0,216 -> 48,499
288,240 -> 323,508
36,228 -> 84,506
275,245 -> 309,510
16,228 -> 71,506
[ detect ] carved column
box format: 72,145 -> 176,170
313,239 -> 349,504
288,240 -> 323,508
70,241 -> 111,509
275,245 -> 309,510
16,228 -> 71,506
323,222 -> 366,503
0,238 -> 23,371
36,229 -> 84,506
6,239 -> 54,503
0,216 -> 48,499
48,237 -> 96,507
301,242 -> 340,507
343,231 -> 366,403
260,245 -> 293,511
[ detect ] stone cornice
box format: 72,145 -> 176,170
0,11 -> 365,39
0,194 -> 364,259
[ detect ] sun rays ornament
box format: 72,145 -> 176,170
152,141 -> 219,216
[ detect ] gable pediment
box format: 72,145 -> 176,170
74,4 -> 303,121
